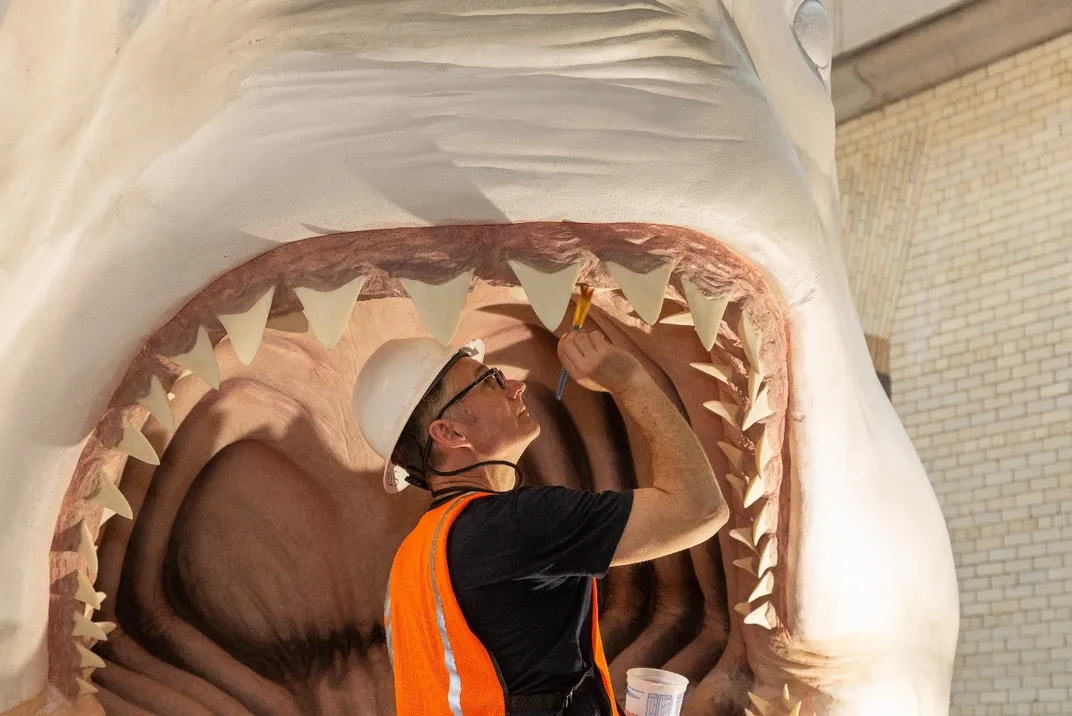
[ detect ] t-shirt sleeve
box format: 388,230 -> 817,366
511,486 -> 634,580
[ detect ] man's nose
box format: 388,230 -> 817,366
508,380 -> 526,399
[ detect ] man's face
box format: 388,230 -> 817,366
433,357 -> 540,458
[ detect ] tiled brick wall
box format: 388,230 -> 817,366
835,33 -> 1072,715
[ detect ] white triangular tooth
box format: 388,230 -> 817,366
729,528 -> 756,552
603,260 -> 673,325
294,275 -> 366,349
75,677 -> 98,696
218,286 -> 275,365
748,370 -> 764,405
75,643 -> 105,669
89,473 -> 133,520
718,441 -> 743,470
400,270 -> 474,345
265,310 -> 309,334
739,312 -> 765,374
169,326 -> 220,390
98,621 -> 117,636
681,279 -> 729,352
733,558 -> 756,576
756,426 -> 775,472
787,702 -> 801,716
78,523 -> 98,575
136,376 -> 174,432
757,536 -> 777,576
658,311 -> 694,326
702,400 -> 738,426
115,424 -> 159,466
752,503 -> 773,545
73,573 -> 101,610
734,602 -> 752,616
781,684 -> 792,707
748,572 -> 775,602
724,474 -> 746,502
690,362 -> 734,387
743,474 -> 765,508
507,261 -> 582,331
743,386 -> 774,430
95,592 -> 107,605
743,601 -> 777,630
72,613 -> 108,641
747,692 -> 774,716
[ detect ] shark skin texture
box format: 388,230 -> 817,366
0,1 -> 959,715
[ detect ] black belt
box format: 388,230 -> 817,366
508,667 -> 596,714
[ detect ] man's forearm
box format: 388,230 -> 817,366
615,372 -> 727,519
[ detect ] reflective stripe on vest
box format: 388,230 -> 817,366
386,492 -> 620,716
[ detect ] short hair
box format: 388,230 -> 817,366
391,377 -> 448,482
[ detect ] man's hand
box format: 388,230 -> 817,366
557,330 -> 645,395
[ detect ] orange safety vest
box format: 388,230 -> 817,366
384,492 -> 619,716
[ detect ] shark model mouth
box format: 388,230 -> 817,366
52,222 -> 794,715
0,1 -> 960,715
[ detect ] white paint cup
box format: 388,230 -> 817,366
624,668 -> 689,716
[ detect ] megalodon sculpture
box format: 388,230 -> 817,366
0,1 -> 959,714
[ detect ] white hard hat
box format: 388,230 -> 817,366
353,337 -> 485,493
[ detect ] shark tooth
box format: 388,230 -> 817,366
294,275 -> 366,349
752,502 -> 773,545
718,441 -> 743,471
743,601 -> 778,630
218,286 -> 276,365
743,386 -> 774,430
75,644 -> 105,669
732,557 -> 756,576
72,613 -> 108,641
729,528 -> 756,552
756,425 -> 775,472
743,474 -> 765,508
169,325 -> 220,390
690,362 -> 734,387
265,310 -> 309,334
73,573 -> 102,610
748,370 -> 764,405
658,311 -> 694,326
75,677 -> 98,696
98,621 -> 117,636
748,572 -> 775,602
757,535 -> 777,576
603,260 -> 673,325
724,474 -> 746,502
747,692 -> 773,716
114,424 -> 159,466
507,261 -> 582,331
787,703 -> 801,716
77,523 -> 98,575
738,311 -> 764,374
89,473 -> 133,520
734,602 -> 752,616
702,400 -> 738,426
681,279 -> 729,352
400,270 -> 474,345
136,375 -> 174,432
781,684 -> 792,707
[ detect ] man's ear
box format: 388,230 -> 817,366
428,418 -> 472,450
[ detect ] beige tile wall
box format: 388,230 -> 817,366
835,33 -> 1072,715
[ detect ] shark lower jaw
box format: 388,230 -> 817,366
22,220 -> 816,714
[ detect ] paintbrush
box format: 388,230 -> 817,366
555,284 -> 596,400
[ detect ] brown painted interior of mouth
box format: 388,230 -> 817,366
46,222 -> 790,715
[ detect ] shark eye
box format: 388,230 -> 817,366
793,0 -> 832,71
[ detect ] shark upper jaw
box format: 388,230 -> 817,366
0,0 -> 960,714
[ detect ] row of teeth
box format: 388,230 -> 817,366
747,684 -> 804,716
66,257 -> 782,698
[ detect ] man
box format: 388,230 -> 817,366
352,330 -> 728,716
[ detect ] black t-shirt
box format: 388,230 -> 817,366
441,485 -> 634,710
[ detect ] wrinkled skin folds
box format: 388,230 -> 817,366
0,1 -> 958,715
